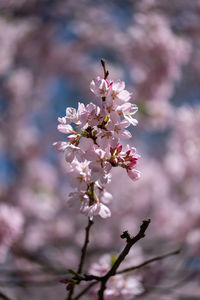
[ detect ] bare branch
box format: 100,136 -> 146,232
74,281 -> 98,300
98,219 -> 151,300
117,249 -> 181,274
78,219 -> 94,274
101,59 -> 109,80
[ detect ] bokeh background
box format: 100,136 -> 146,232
0,0 -> 200,299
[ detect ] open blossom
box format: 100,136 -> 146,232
54,71 -> 140,219
66,159 -> 91,191
107,80 -> 132,105
90,76 -> 110,97
119,103 -> 138,126
80,202 -> 111,219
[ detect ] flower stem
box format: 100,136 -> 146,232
101,59 -> 109,80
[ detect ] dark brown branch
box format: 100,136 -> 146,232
117,248 -> 181,274
101,59 -> 109,80
98,219 -> 151,300
67,218 -> 93,300
78,219 -> 94,274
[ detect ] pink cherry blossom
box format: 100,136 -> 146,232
107,80 -> 131,105
80,202 -> 111,219
90,76 -> 110,97
64,144 -> 82,162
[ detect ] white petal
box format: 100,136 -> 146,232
52,141 -> 68,152
57,124 -> 73,134
99,204 -> 111,218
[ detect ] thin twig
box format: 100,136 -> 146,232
74,281 -> 98,300
98,219 -> 151,300
67,218 -> 93,300
145,270 -> 196,292
100,59 -> 109,102
0,249 -> 179,291
101,59 -> 109,80
78,219 -> 94,274
117,248 -> 181,274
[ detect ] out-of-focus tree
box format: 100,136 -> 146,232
0,0 -> 200,299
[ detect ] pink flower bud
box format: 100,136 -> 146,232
118,156 -> 125,163
113,158 -> 118,165
127,169 -> 141,181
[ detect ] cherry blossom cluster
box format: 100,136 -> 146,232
54,72 -> 140,219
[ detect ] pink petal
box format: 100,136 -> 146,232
99,204 -> 111,218
127,169 -> 141,181
57,124 -> 73,134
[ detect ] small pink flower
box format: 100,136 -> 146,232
64,144 -> 81,162
67,160 -> 91,191
90,76 -> 110,97
96,131 -> 118,150
108,119 -> 132,139
107,80 -> 131,105
80,202 -> 111,219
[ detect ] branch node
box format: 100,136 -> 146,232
140,219 -> 151,233
120,231 -> 131,242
